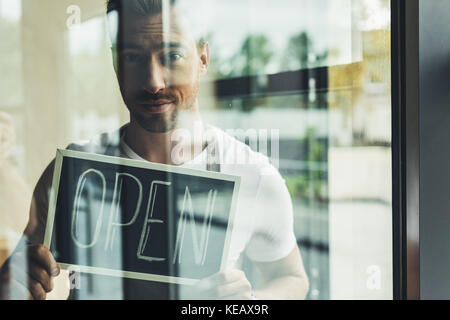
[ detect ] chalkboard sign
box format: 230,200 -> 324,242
44,149 -> 240,285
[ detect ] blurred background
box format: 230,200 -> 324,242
0,0 -> 392,299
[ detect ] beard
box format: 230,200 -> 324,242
128,83 -> 199,133
133,106 -> 179,133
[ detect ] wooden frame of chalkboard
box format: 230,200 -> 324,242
43,149 -> 241,285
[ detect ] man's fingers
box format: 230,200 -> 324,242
215,278 -> 252,299
1,250 -> 55,294
28,245 -> 59,277
198,270 -> 246,288
0,245 -> 58,299
194,283 -> 253,300
28,279 -> 47,300
194,270 -> 252,300
28,264 -> 54,293
219,291 -> 253,300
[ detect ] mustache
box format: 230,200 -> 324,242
135,91 -> 177,103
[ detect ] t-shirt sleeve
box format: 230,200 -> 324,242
244,167 -> 297,262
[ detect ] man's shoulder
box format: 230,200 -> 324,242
66,127 -> 124,156
211,126 -> 279,177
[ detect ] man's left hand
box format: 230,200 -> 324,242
192,269 -> 253,300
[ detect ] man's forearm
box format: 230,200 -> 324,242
253,275 -> 309,300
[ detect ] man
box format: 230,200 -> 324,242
0,0 -> 309,300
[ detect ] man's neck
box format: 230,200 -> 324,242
125,116 -> 206,165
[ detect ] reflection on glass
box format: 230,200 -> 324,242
0,0 -> 23,107
0,0 -> 392,300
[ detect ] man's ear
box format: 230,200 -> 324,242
198,41 -> 210,77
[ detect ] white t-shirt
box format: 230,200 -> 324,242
121,126 -> 296,267
28,125 -> 296,269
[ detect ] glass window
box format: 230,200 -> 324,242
0,0 -> 23,107
0,0 -> 392,300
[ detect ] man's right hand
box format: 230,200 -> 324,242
0,244 -> 60,300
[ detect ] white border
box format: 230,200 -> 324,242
44,149 -> 241,285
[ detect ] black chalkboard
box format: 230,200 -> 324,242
44,150 -> 240,284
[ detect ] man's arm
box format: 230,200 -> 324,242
243,166 -> 309,300
191,246 -> 309,300
252,245 -> 309,300
0,160 -> 69,300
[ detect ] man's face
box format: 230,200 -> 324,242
115,9 -> 209,133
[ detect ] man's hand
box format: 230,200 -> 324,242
192,269 -> 253,300
0,244 -> 60,300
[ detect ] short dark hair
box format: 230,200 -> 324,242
107,0 -> 177,17
106,0 -> 206,47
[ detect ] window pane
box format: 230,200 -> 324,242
0,0 -> 23,107
0,0 -> 392,300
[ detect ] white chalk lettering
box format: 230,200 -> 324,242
105,173 -> 143,251
68,167 -> 221,269
137,181 -> 171,262
172,187 -> 216,265
71,169 -> 106,248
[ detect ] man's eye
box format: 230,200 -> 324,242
122,53 -> 141,63
163,52 -> 184,64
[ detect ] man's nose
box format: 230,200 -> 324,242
144,59 -> 166,94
